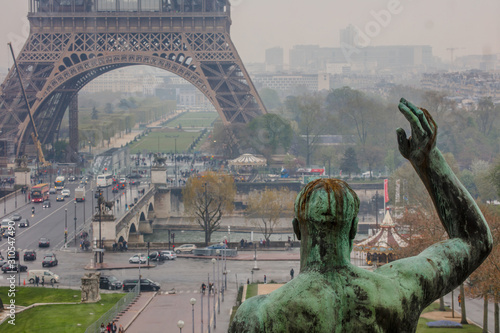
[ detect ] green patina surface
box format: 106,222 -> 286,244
228,99 -> 493,333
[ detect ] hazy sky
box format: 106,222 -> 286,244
0,0 -> 499,68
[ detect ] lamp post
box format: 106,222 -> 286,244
207,274 -> 211,333
216,249 -> 220,313
212,258 -> 216,328
74,201 -> 77,247
64,209 -> 68,246
200,285 -> 204,333
174,138 -> 177,187
83,191 -> 86,224
177,320 -> 184,333
24,171 -> 27,202
190,298 -> 196,333
91,189 -> 94,218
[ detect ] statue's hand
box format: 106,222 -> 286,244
396,98 -> 437,167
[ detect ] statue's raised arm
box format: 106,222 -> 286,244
381,98 -> 493,300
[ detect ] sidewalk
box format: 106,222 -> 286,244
114,292 -> 157,331
1,188 -> 29,220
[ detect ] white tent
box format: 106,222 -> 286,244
228,154 -> 267,167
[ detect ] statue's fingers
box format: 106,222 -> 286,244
416,109 -> 432,135
398,102 -> 425,136
396,128 -> 410,158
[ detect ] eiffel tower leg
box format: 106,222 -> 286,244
69,94 -> 79,162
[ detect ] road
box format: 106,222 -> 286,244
0,178 -> 148,255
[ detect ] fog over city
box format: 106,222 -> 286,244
0,0 -> 498,68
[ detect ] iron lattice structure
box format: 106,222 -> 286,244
0,0 -> 266,158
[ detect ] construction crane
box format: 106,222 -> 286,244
446,47 -> 465,69
8,42 -> 51,167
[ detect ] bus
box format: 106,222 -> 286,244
54,176 -> 65,190
96,174 -> 113,188
31,183 -> 50,203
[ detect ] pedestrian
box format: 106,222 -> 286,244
458,294 -> 461,307
201,282 -> 206,294
41,276 -> 45,287
247,278 -> 250,285
290,268 -> 294,280
35,275 -> 39,287
118,324 -> 124,333
112,321 -> 117,333
100,323 -> 106,333
264,275 -> 267,284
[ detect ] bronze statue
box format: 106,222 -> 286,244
229,98 -> 493,332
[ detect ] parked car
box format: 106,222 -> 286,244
129,179 -> 140,186
129,254 -> 147,264
2,263 -> 27,273
49,187 -> 57,194
160,250 -> 177,260
18,219 -> 30,228
174,244 -> 197,254
24,250 -> 37,261
9,213 -> 22,221
61,189 -> 71,197
122,278 -> 160,292
100,275 -> 122,290
27,270 -> 59,284
38,237 -> 50,247
56,194 -> 65,201
42,200 -> 51,208
42,253 -> 58,267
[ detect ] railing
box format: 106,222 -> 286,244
85,282 -> 140,333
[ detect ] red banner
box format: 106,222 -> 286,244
384,179 -> 389,203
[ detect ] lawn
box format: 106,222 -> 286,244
165,112 -> 219,128
0,286 -> 81,306
245,284 -> 258,300
0,287 -> 125,333
128,130 -> 200,154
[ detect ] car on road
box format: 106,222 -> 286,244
1,218 -> 13,229
42,201 -> 51,208
18,218 -> 30,227
56,194 -> 65,201
38,237 -> 50,247
206,244 -> 227,250
129,254 -> 147,264
68,175 -> 76,182
174,244 -> 197,254
49,187 -> 56,194
27,270 -> 59,284
100,275 -> 122,290
112,186 -> 119,193
2,228 -> 15,238
7,250 -> 19,261
160,250 -> 177,260
122,278 -> 160,292
24,250 -> 36,261
61,189 -> 71,197
9,213 -> 22,221
42,253 -> 58,267
119,178 -> 127,187
129,179 -> 140,186
127,174 -> 142,179
148,251 -> 164,262
2,263 -> 28,273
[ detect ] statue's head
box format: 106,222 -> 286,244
293,179 -> 359,244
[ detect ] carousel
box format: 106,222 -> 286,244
354,210 -> 408,266
228,154 -> 267,182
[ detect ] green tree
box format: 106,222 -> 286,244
340,147 -> 359,178
360,144 -> 384,179
104,102 -> 114,114
246,188 -> 296,244
476,97 -> 495,136
91,107 -> 99,120
182,172 -> 236,245
247,114 -> 293,159
259,88 -> 282,111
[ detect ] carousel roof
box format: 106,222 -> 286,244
228,154 -> 267,167
354,210 -> 408,253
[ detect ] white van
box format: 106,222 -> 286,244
27,270 -> 60,284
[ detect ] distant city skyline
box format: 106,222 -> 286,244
0,0 -> 498,69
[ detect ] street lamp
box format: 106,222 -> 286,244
212,258 -> 216,328
200,285 -> 204,333
216,249 -> 220,313
177,320 -> 184,333
64,209 -> 68,246
74,201 -> 77,247
190,298 -> 196,333
24,171 -> 27,203
207,274 -> 211,333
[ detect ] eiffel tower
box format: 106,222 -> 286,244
0,0 -> 266,161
